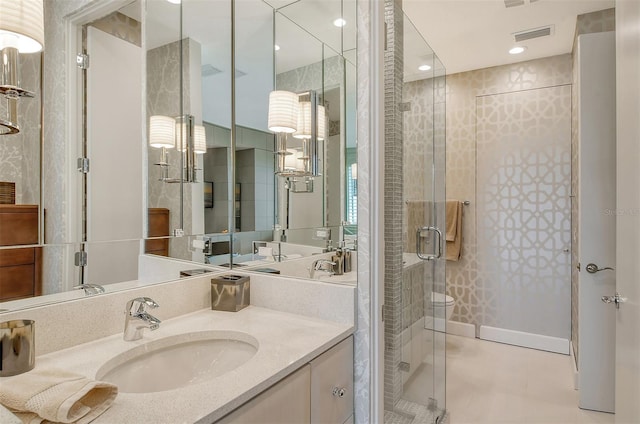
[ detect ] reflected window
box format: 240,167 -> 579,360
346,148 -> 357,226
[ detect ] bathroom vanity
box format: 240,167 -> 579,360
32,307 -> 353,423
0,271 -> 356,423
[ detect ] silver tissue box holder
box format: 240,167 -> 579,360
211,274 -> 250,312
0,319 -> 35,376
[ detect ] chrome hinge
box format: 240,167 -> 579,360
74,251 -> 88,267
77,157 -> 90,173
76,53 -> 89,69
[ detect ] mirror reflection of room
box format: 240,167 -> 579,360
0,0 -> 357,310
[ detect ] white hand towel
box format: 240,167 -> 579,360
0,368 -> 117,424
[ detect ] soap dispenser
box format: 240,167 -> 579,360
332,248 -> 344,275
343,248 -> 352,273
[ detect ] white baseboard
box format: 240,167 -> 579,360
570,341 -> 579,390
479,325 -> 570,354
424,318 -> 476,338
446,320 -> 476,338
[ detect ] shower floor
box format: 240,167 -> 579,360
384,399 -> 439,424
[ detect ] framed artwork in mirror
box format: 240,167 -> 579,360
204,181 -> 213,208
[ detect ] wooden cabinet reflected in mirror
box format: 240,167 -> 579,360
0,205 -> 41,301
145,208 -> 170,257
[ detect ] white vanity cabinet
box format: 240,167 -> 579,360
216,336 -> 353,424
310,337 -> 354,424
216,365 -> 311,424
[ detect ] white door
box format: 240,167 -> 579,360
85,26 -> 143,284
577,32 -> 616,413
615,1 -> 640,421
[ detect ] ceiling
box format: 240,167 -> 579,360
402,0 -> 615,75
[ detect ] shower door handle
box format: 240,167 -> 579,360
416,226 -> 443,261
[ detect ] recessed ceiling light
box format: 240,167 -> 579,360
333,18 -> 347,27
166,0 -> 181,3
509,46 -> 526,55
275,44 -> 280,51
418,64 -> 432,71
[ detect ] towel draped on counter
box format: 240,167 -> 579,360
0,368 -> 117,424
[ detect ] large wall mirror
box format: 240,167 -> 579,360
0,0 -> 356,313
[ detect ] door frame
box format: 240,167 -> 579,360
614,1 -> 640,421
64,0 -> 145,287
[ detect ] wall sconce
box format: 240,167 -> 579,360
268,90 -> 298,176
0,0 -> 44,135
270,89 -> 326,178
194,124 -> 207,154
149,115 -> 177,182
149,114 -> 205,183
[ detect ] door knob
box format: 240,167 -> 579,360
585,263 -> 615,274
601,293 -> 626,309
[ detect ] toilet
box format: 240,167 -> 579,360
431,292 -> 455,320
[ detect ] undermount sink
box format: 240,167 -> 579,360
96,331 -> 258,393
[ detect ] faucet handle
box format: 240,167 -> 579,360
73,283 -> 105,295
127,297 -> 159,314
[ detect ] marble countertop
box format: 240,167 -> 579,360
30,306 -> 353,424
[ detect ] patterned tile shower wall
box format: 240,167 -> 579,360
570,8 -> 615,363
443,55 -> 573,330
383,0 -> 404,411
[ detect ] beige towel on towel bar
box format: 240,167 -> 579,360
445,200 -> 463,261
0,368 -> 117,424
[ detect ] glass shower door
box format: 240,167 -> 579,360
392,12 -> 447,423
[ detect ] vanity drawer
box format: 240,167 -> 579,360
310,336 -> 354,424
0,247 -> 35,267
144,238 -> 169,256
217,365 -> 311,424
0,264 -> 35,300
0,205 -> 38,246
0,247 -> 41,301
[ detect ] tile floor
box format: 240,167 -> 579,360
401,334 -> 616,424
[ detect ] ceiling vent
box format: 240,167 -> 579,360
513,25 -> 554,42
504,0 -> 525,7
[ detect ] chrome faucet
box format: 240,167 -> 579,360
73,283 -> 105,296
309,259 -> 336,279
123,297 -> 161,341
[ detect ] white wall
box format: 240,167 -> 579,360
86,26 -> 143,284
